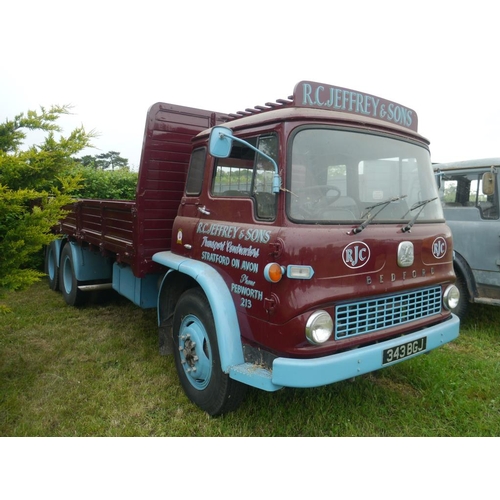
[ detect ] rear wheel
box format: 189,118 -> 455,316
172,288 -> 247,416
45,241 -> 59,291
59,244 -> 87,306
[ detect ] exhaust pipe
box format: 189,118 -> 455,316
77,283 -> 113,291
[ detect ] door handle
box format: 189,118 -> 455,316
198,205 -> 211,215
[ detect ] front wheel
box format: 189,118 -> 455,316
172,288 -> 247,416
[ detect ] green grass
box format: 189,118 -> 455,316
1,280 -> 499,436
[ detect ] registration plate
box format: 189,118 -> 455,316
382,337 -> 427,365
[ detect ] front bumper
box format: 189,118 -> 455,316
229,314 -> 460,391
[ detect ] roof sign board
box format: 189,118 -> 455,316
293,81 -> 418,132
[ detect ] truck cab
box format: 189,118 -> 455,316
434,158 -> 500,318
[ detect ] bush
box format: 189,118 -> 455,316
71,167 -> 138,200
0,105 -> 93,295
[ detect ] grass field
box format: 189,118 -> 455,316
1,280 -> 499,437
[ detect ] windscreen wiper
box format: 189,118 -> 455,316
351,195 -> 407,235
401,197 -> 438,233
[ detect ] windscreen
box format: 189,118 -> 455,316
288,128 -> 443,224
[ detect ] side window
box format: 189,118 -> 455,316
254,136 -> 278,219
212,157 -> 253,196
442,172 -> 498,219
442,178 -> 459,205
185,148 -> 206,196
211,134 -> 278,219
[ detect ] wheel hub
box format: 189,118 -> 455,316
180,334 -> 199,372
177,316 -> 212,390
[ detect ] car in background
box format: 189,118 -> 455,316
434,158 -> 500,318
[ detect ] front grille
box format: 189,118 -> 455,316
335,286 -> 441,339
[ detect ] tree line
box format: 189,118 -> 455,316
78,151 -> 129,171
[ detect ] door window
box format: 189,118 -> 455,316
442,171 -> 498,219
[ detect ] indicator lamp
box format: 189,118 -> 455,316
264,263 -> 285,283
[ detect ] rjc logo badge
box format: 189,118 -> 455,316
342,242 -> 371,269
432,237 -> 447,259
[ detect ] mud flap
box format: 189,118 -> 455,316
159,318 -> 174,356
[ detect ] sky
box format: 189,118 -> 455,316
2,0 -> 498,170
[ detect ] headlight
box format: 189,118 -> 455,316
443,284 -> 460,310
305,310 -> 333,344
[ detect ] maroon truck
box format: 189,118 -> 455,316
46,81 -> 460,415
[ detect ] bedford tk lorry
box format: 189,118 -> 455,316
46,80 -> 460,415
434,158 -> 500,318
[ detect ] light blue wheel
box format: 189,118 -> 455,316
172,288 -> 247,416
59,243 -> 87,306
178,314 -> 213,390
45,241 -> 59,291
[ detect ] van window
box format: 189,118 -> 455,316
442,171 -> 498,219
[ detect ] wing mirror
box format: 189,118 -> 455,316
482,171 -> 495,196
208,126 -> 234,158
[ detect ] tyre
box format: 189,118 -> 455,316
59,243 -> 88,306
453,270 -> 469,320
173,288 -> 247,416
45,241 -> 60,291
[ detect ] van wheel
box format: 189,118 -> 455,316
453,271 -> 469,320
45,241 -> 59,291
59,244 -> 87,306
173,288 -> 247,416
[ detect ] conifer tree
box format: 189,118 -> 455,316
0,105 -> 94,299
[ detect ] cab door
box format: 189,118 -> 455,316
173,148 -> 206,258
187,134 -> 281,342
